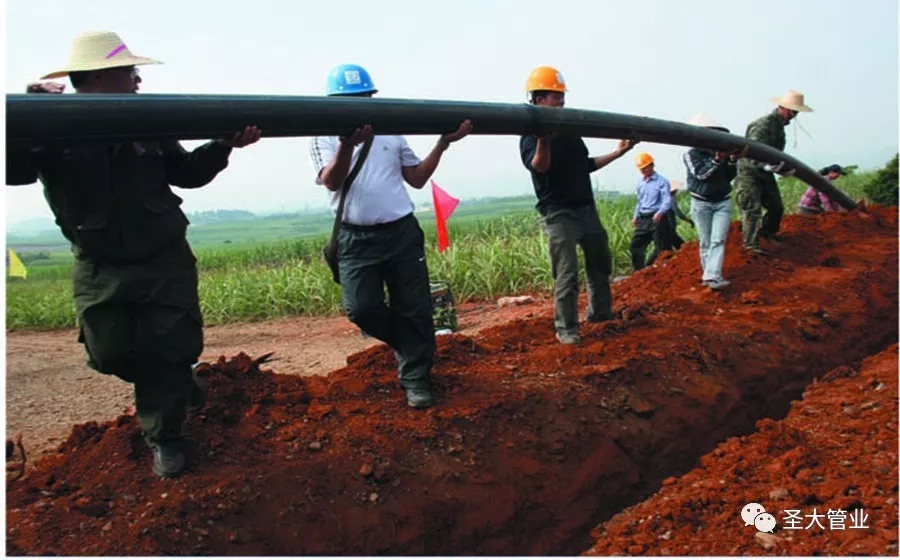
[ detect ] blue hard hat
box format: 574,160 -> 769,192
325,64 -> 378,96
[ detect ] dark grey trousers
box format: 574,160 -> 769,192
541,204 -> 614,336
337,213 -> 436,391
73,239 -> 201,443
630,214 -> 672,270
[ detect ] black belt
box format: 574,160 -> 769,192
341,212 -> 414,232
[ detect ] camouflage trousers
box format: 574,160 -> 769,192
733,172 -> 784,250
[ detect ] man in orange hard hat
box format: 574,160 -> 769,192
630,152 -> 674,270
519,65 -> 637,345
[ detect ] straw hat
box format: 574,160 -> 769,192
40,31 -> 162,79
769,89 -> 813,112
688,113 -> 729,132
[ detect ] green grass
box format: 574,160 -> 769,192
5,174 -> 873,331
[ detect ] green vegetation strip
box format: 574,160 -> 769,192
5,172 -> 878,330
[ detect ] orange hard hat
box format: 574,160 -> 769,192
526,65 -> 567,93
635,152 -> 655,169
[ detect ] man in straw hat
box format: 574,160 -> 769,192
733,90 -> 813,253
7,30 -> 262,478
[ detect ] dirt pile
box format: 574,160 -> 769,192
584,343 -> 899,556
5,206 -> 898,556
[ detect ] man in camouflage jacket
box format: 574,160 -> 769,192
733,90 -> 813,252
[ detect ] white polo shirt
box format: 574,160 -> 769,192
309,135 -> 422,226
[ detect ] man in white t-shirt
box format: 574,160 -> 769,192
309,63 -> 472,409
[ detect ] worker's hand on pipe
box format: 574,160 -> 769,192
730,145 -> 750,161
763,161 -> 789,174
764,162 -> 797,177
340,125 -> 374,147
220,125 -> 262,148
26,81 -> 65,94
440,119 -> 473,144
714,151 -> 729,162
617,138 -> 638,155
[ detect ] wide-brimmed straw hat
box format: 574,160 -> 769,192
40,31 -> 162,79
688,113 -> 729,133
769,90 -> 813,112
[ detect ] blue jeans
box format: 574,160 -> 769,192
690,197 -> 732,282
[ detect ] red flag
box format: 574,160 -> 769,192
431,179 -> 460,253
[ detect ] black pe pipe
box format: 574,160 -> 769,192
5,94 -> 856,210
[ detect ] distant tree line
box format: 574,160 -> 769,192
187,209 -> 257,225
14,251 -> 52,264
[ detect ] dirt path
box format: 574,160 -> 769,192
4,297 -> 551,460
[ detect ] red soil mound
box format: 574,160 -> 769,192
5,206 -> 898,556
584,344 -> 899,556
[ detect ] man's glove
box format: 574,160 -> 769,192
763,161 -> 796,176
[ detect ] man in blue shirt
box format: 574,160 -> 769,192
630,152 -> 673,271
518,65 -> 636,345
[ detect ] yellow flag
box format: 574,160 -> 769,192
8,248 -> 27,279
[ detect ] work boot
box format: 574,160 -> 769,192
149,441 -> 185,478
708,278 -> 731,291
406,387 -> 436,409
556,332 -> 582,345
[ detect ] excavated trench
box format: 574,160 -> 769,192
5,206 -> 898,556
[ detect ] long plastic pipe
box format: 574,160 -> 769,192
5,94 -> 857,210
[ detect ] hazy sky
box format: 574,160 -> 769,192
4,0 -> 898,225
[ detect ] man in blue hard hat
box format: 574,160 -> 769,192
309,63 -> 472,409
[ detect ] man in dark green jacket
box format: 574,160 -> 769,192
733,90 -> 812,253
6,30 -> 261,477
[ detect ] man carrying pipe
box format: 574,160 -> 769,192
5,31 -> 262,478
309,63 -> 471,409
519,65 -> 636,346
733,90 -> 813,254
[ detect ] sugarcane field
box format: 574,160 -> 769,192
4,0 -> 899,557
